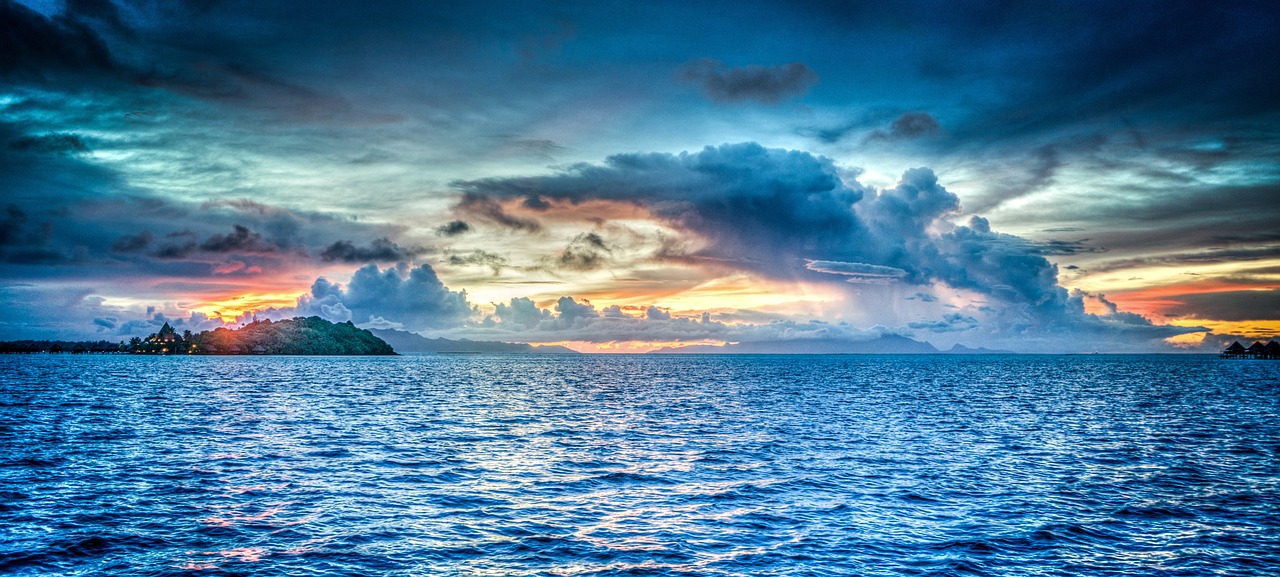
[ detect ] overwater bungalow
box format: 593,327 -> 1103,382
1221,340 -> 1280,359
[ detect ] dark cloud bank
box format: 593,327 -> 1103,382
682,59 -> 819,104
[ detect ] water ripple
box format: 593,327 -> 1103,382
1,354 -> 1278,575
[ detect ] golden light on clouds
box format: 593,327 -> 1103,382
1067,259 -> 1280,297
644,274 -> 844,314
188,292 -> 305,321
1168,319 -> 1280,340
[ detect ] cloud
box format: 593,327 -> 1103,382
805,260 -> 908,284
468,294 -> 907,346
491,296 -> 551,330
146,225 -> 282,259
645,306 -> 671,321
447,250 -> 508,275
454,192 -> 542,232
866,112 -> 941,142
1161,289 -> 1280,322
151,231 -> 198,259
454,143 -> 868,277
319,237 -> 428,263
110,231 -> 152,253
0,203 -> 62,263
8,132 -> 91,155
682,59 -> 818,104
198,224 -> 279,253
436,220 -> 472,236
64,0 -> 132,36
908,313 -> 978,333
555,232 -> 613,271
454,142 -> 1196,349
964,145 -> 1063,213
294,263 -> 473,332
0,204 -> 50,247
0,0 -> 119,82
497,137 -> 568,160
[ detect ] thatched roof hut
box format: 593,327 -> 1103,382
1221,340 -> 1280,359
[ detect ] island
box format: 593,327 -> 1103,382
135,317 -> 395,355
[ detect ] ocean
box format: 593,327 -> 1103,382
1,354 -> 1277,576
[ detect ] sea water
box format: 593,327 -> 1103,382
1,354 -> 1278,576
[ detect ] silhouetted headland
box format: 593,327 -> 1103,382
0,317 -> 395,355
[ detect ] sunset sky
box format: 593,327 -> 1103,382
2,0 -> 1278,352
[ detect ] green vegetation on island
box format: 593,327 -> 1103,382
121,317 -> 395,355
0,318 -> 396,355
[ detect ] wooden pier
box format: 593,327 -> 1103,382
1220,340 -> 1280,359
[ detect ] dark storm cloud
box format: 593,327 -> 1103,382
146,225 -> 283,259
885,2 -> 1280,141
64,0 -> 131,36
151,231 -> 197,259
110,231 -> 152,253
198,224 -> 278,253
454,193 -> 542,232
136,62 -> 354,119
0,204 -> 45,247
556,232 -> 613,271
865,112 -> 941,142
436,220 -> 472,236
447,250 -> 508,275
0,121 -> 420,282
0,0 -> 118,81
0,203 -> 64,264
319,237 -> 429,263
8,132 -> 91,155
455,143 -> 867,276
682,59 -> 818,104
1,0 -> 357,119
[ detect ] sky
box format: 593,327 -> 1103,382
2,0 -> 1278,352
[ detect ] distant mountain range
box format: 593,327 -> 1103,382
649,334 -> 935,354
371,329 -> 1013,355
649,335 -> 1012,354
944,343 -> 1012,354
370,329 -> 579,354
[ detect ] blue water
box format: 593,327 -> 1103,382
1,354 -> 1278,576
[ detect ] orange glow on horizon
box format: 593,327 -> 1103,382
1100,280 -> 1280,321
1165,332 -> 1208,347
539,339 -> 728,353
188,291 -> 305,320
1168,318 -> 1280,340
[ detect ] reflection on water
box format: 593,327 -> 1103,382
1,354 -> 1279,575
